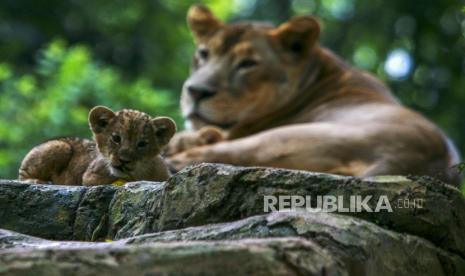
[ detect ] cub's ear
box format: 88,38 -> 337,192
187,4 -> 222,43
89,106 -> 116,134
268,16 -> 320,56
152,117 -> 177,147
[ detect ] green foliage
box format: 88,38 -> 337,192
0,40 -> 180,178
0,0 -> 464,182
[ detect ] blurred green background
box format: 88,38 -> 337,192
0,0 -> 464,181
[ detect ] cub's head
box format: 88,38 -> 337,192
181,5 -> 321,131
89,106 -> 176,174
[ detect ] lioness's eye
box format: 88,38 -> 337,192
237,59 -> 258,70
198,48 -> 209,60
137,141 -> 148,148
111,134 -> 121,144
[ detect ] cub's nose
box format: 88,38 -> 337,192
118,157 -> 132,165
118,152 -> 133,165
187,85 -> 216,102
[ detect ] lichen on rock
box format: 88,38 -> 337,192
1,164 -> 464,275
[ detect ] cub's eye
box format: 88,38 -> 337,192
198,48 -> 209,60
237,59 -> 258,70
137,141 -> 148,148
111,134 -> 121,144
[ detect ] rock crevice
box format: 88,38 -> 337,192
1,164 -> 464,275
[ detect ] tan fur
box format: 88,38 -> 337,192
163,126 -> 225,157
167,5 -> 461,186
19,106 -> 176,186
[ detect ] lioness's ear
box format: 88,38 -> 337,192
187,4 -> 222,43
269,16 -> 320,56
89,106 -> 116,134
152,117 -> 177,147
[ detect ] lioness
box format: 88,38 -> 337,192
19,106 -> 176,185
168,5 -> 461,186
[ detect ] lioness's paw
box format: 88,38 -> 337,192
164,126 -> 225,157
166,147 -> 209,172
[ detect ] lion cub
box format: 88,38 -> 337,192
19,106 -> 176,186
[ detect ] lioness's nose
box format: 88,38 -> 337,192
187,85 -> 216,102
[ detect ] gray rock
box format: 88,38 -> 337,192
2,210 -> 465,275
1,164 -> 464,260
124,211 -> 465,276
0,235 -> 344,276
157,165 -> 465,259
0,180 -> 86,240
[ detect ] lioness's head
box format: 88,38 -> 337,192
89,106 -> 176,174
181,5 -> 320,131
